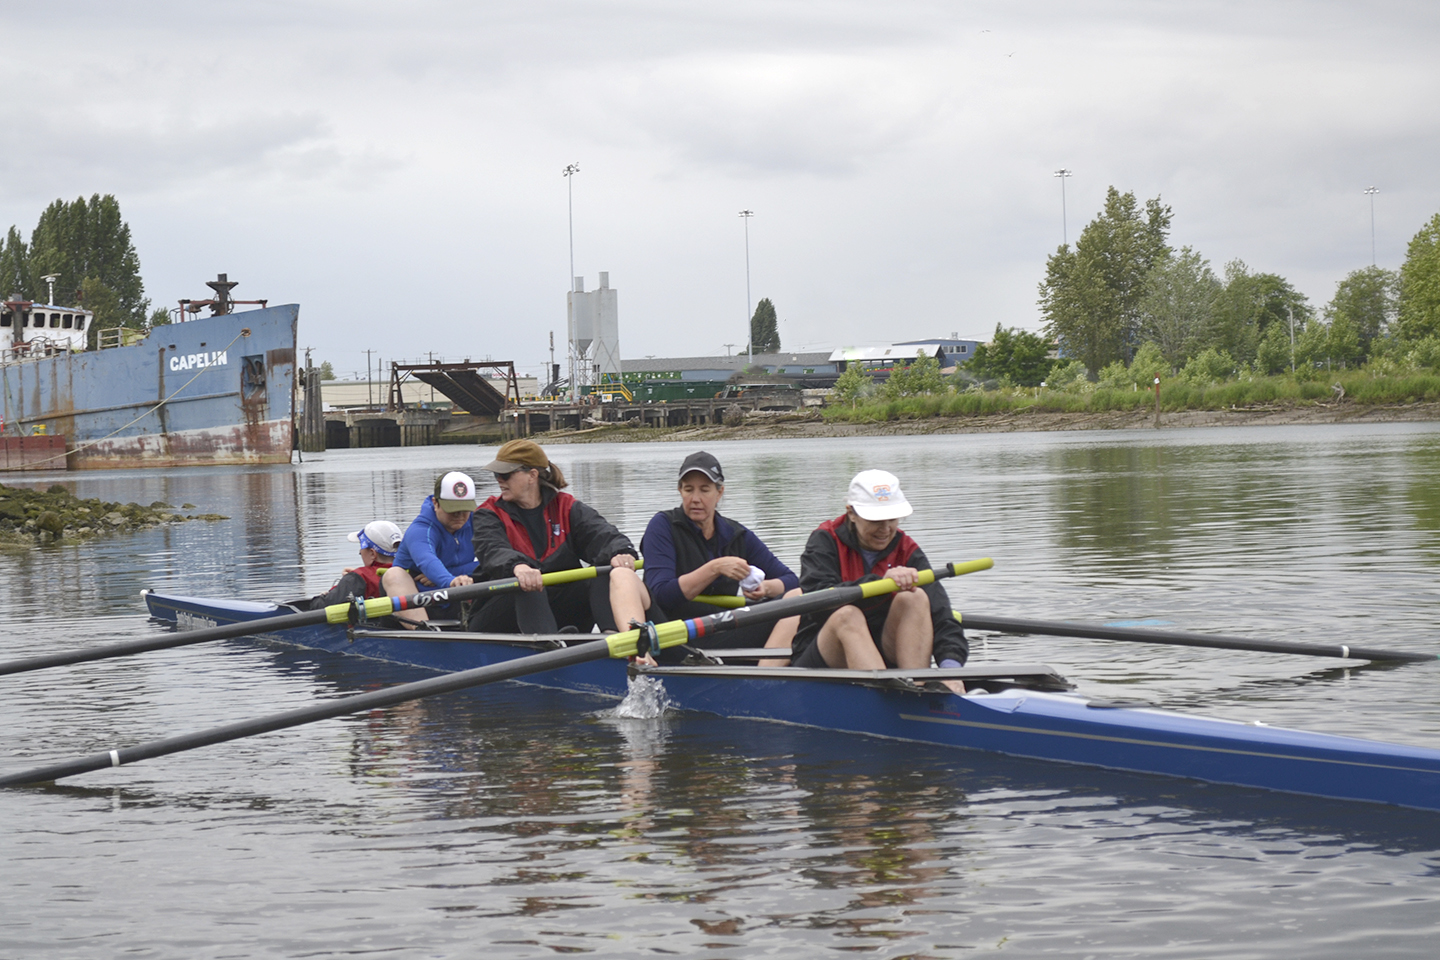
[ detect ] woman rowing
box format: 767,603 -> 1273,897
791,469 -> 967,692
640,451 -> 800,660
383,471 -> 479,626
469,439 -> 649,634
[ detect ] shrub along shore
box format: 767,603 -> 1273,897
823,367 -> 1440,423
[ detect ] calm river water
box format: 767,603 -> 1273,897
4,423 -> 1440,958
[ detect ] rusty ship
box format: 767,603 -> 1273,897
1,275 -> 298,471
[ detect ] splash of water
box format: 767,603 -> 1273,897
612,673 -> 671,720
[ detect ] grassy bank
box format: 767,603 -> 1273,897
823,370 -> 1440,423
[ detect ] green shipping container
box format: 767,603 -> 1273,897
633,380 -> 729,403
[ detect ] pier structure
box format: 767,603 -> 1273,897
323,406 -> 454,449
505,397 -> 731,436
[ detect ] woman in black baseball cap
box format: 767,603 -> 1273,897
639,451 -> 800,661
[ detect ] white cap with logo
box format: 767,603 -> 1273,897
846,469 -> 913,521
436,471 -> 478,513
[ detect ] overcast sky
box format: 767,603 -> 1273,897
3,1 -> 1437,379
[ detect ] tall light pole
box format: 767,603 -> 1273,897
1053,169 -> 1073,247
739,209 -> 754,367
1287,303 -> 1296,373
1364,186 -> 1379,266
563,163 -> 580,290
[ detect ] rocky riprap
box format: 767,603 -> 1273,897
0,482 -> 228,548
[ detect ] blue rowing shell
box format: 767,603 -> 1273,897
143,591 -> 1440,811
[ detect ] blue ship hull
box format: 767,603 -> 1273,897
1,305 -> 297,469
142,590 -> 1440,811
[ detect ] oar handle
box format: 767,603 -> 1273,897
328,561 -> 642,625
693,558 -> 993,611
604,558 -> 993,659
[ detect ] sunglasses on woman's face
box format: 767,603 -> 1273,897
494,470 -> 517,483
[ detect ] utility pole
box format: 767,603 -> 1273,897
563,164 -> 580,289
563,163 -> 581,402
1287,303 -> 1296,373
739,210 -> 754,367
365,349 -> 374,407
1364,186 -> 1379,266
1054,169 -> 1073,247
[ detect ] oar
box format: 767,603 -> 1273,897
956,613 -> 1435,663
0,558 -> 991,787
695,594 -> 746,608
0,564 -> 634,678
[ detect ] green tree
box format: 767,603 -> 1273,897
318,361 -> 337,380
1325,313 -> 1363,368
1254,321 -> 1294,375
966,323 -> 1055,386
1208,261 -> 1312,366
1324,266 -> 1398,358
27,196 -> 148,319
1045,358 -> 1089,391
831,363 -> 872,407
1137,246 -> 1220,367
3,195 -> 153,347
1098,341 -> 1168,389
0,226 -> 27,298
883,352 -> 945,400
1294,319 -> 1332,370
749,297 -> 780,353
1397,213 -> 1440,343
1179,347 -> 1236,385
1039,187 -> 1173,375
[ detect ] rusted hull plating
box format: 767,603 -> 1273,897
0,435 -> 68,472
0,304 -> 298,471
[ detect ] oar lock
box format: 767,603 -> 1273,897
630,619 -> 660,659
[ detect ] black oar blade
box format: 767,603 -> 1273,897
0,639 -> 613,787
0,606 -> 330,677
960,614 -> 1435,663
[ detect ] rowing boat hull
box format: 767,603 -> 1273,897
646,670 -> 1440,811
142,591 -> 1440,811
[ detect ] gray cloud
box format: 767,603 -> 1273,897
1,0 -> 1437,375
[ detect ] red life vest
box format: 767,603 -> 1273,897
479,491 -> 575,561
819,514 -> 919,582
351,562 -> 390,599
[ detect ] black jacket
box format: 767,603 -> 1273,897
472,486 -> 637,579
792,518 -> 968,666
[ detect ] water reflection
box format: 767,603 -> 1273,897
7,425 -> 1440,957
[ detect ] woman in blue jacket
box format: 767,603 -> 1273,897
383,470 -> 480,626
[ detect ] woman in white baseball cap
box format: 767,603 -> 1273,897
306,520 -> 403,610
789,469 -> 967,691
383,471 -> 480,625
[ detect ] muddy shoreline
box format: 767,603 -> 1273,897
530,401 -> 1440,445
